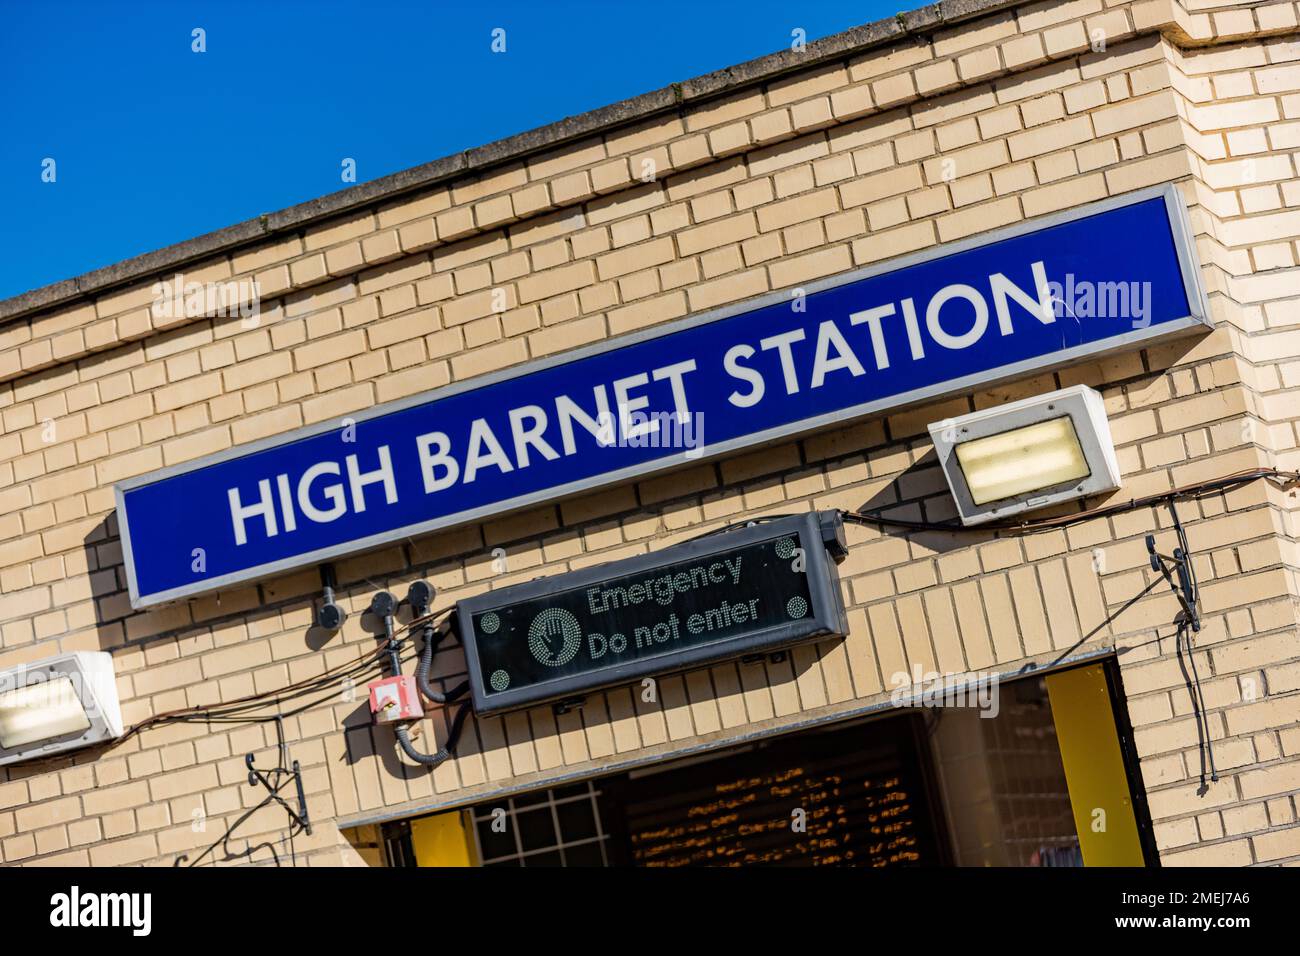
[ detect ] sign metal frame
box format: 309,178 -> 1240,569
456,511 -> 849,715
115,184 -> 1211,608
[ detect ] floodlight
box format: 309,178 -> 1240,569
0,651 -> 123,766
929,385 -> 1121,525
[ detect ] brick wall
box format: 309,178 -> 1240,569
1,0 -> 1298,866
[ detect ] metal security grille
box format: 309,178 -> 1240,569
607,712 -> 944,866
471,780 -> 612,867
984,679 -> 1081,866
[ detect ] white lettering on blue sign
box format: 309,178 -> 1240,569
116,187 -> 1208,607
223,267 -> 1050,543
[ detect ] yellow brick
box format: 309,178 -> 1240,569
852,220 -> 936,264
1091,91 -> 1179,137
527,136 -> 605,181
957,46 -> 1002,83
936,196 -> 1021,242
768,64 -> 847,107
1104,151 -> 1192,193
89,834 -> 158,867
849,40 -> 932,82
1043,21 -> 1089,56
1001,33 -> 1046,71
677,212 -> 757,256
293,330 -> 366,371
1022,172 -> 1107,217
1018,0 -> 1103,32
934,10 -> 1018,58
596,237 -> 675,280
790,97 -> 834,132
915,59 -> 960,96
361,230 -> 402,264
708,121 -> 753,157
686,269 -> 768,312
529,315 -> 607,357
756,187 -> 839,232
1193,98 -> 1279,132
221,352 -> 292,391
155,372 -> 222,412
162,427 -> 232,466
449,337 -> 528,380
374,361 -> 449,404
1008,116 -> 1094,160
608,291 -> 688,335
366,308 -> 439,349
768,246 -> 852,289
1253,826 -> 1300,862
324,242 -> 364,276
871,72 -> 916,108
289,254 -> 328,286
840,164 -> 924,208
922,140 -> 1008,183
304,212 -> 375,251
301,382 -> 375,424
516,261 -> 595,304
1162,839 -> 1253,867
829,83 -> 875,121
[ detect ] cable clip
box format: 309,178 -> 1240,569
1145,534 -> 1200,632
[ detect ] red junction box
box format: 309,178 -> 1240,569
368,676 -> 424,723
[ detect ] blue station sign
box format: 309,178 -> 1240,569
117,185 -> 1210,607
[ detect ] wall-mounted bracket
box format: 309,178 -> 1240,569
246,751 -> 312,836
316,563 -> 347,631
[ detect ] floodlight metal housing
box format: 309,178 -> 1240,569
0,651 -> 124,767
929,385 -> 1121,526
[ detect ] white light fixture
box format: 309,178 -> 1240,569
929,385 -> 1121,526
0,652 -> 123,766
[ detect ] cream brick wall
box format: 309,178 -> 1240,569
1,0 -> 1299,866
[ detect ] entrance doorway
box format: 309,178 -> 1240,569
385,660 -> 1153,867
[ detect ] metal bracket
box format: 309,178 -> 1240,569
246,752 -> 312,836
1144,499 -> 1201,633
174,725 -> 311,866
316,563 -> 347,631
1147,499 -> 1216,793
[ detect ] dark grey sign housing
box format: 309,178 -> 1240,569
457,512 -> 849,715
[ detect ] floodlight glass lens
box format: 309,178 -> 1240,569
0,676 -> 91,749
954,416 -> 1090,506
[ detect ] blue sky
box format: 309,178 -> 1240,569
0,0 -> 923,301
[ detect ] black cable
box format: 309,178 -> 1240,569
395,699 -> 474,768
126,470 -> 1295,767
842,467 -> 1298,537
1185,624 -> 1218,786
374,600 -> 473,769
841,510 -> 957,533
1169,498 -> 1200,622
124,642 -> 440,742
415,618 -> 454,703
1025,574 -> 1165,676
688,513 -> 803,540
139,655 -> 389,726
1173,620 -> 1218,795
172,608 -> 456,726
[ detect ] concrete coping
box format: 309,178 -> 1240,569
0,0 -> 1030,325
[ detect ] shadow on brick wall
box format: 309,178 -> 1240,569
850,447 -> 997,556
